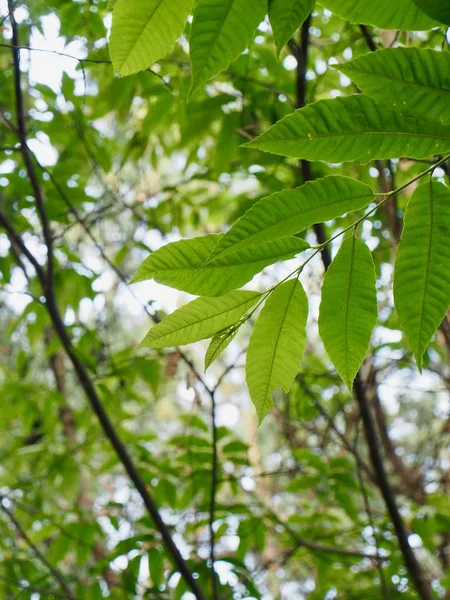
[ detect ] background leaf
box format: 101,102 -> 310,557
209,176 -> 374,261
394,182 -> 450,371
110,0 -> 194,76
319,236 -> 377,389
142,291 -> 260,348
336,48 -> 450,125
189,0 -> 267,98
244,95 -> 450,163
247,280 -> 308,422
269,0 -> 314,56
131,234 -> 309,296
319,0 -> 437,29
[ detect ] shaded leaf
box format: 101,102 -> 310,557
244,95 -> 450,163
319,0 -> 437,29
247,280 -> 308,422
413,0 -> 450,26
189,0 -> 267,98
142,291 -> 260,348
269,0 -> 314,56
394,181 -> 450,371
110,0 -> 194,76
205,327 -> 238,370
336,48 -> 450,125
208,176 -> 374,261
319,236 -> 377,389
131,234 -> 309,296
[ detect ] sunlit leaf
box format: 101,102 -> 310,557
189,0 -> 267,98
247,280 -> 308,422
110,0 -> 194,76
319,236 -> 377,389
142,291 -> 260,348
208,176 -> 374,261
131,234 -> 309,296
205,327 -> 238,370
269,0 -> 313,56
394,181 -> 450,371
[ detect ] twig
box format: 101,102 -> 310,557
0,499 -> 75,600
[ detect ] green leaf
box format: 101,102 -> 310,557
148,548 -> 164,588
108,0 -> 119,8
319,236 -> 377,389
131,234 -> 309,296
269,0 -> 313,57
189,0 -> 267,98
413,0 -> 450,26
142,290 -> 260,348
109,0 -> 194,76
208,176 -> 374,261
244,95 -> 450,163
247,280 -> 308,422
336,48 -> 450,125
394,181 -> 450,371
319,0 -> 438,29
205,327 -> 238,370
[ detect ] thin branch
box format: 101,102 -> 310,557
0,499 -> 75,600
4,5 -> 207,598
209,390 -> 219,600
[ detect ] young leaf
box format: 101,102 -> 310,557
205,327 -> 238,370
208,176 -> 374,261
189,0 -> 267,98
269,0 -> 313,57
412,0 -> 450,26
109,0 -> 194,76
244,95 -> 450,163
142,291 -> 260,348
319,236 -> 377,390
394,181 -> 450,371
130,234 -> 309,297
336,48 -> 450,125
247,280 -> 308,422
319,0 -> 437,29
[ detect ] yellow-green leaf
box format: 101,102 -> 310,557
189,0 -> 267,98
110,0 -> 194,76
319,236 -> 377,389
142,291 -> 260,348
247,280 -> 308,422
394,181 -> 450,371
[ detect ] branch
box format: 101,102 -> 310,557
354,376 -> 434,600
0,499 -> 75,599
291,15 -> 331,270
4,5 -> 207,599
